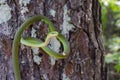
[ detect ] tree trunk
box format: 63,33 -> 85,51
0,0 -> 106,80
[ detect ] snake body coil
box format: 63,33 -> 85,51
12,15 -> 70,80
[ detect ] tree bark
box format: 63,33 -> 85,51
0,0 -> 106,80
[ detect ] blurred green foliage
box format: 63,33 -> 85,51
99,0 -> 120,73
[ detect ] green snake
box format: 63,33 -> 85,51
12,15 -> 70,80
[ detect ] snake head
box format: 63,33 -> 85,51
48,31 -> 59,37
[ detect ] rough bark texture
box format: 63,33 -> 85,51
0,0 -> 106,80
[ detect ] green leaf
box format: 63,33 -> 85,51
105,53 -> 120,63
114,64 -> 120,72
105,54 -> 117,63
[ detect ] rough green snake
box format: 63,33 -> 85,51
12,15 -> 70,80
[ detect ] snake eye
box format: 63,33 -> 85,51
51,31 -> 57,34
49,31 -> 58,36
